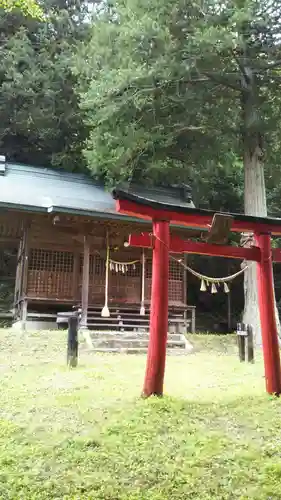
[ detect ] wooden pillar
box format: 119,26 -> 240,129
140,249 -> 146,315
191,307 -> 196,334
13,239 -> 22,317
19,223 -> 29,329
227,292 -> 231,332
67,315 -> 78,368
72,252 -> 80,301
142,220 -> 170,397
80,236 -> 90,329
20,225 -> 29,297
21,299 -> 28,327
227,262 -> 231,331
183,254 -> 188,329
255,232 -> 281,395
183,254 -> 187,306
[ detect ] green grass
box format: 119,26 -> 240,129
0,330 -> 281,499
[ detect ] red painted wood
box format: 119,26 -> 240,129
117,199 -> 281,235
119,196 -> 281,397
256,233 -> 281,395
128,233 -> 153,248
128,233 -> 261,261
142,220 -> 170,397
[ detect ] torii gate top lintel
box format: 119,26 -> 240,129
113,188 -> 281,236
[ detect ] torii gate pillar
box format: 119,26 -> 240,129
142,220 -> 170,397
256,233 -> 281,395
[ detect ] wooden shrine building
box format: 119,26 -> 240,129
0,160 -> 198,331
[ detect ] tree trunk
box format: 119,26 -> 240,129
243,150 -> 265,346
234,18 -> 281,346
243,123 -> 281,346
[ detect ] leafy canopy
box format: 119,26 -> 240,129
0,0 -> 90,170
0,0 -> 42,17
79,0 -> 281,213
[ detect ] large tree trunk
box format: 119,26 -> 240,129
237,20 -> 281,346
243,125 -> 281,346
243,148 -> 265,346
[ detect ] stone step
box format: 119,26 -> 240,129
82,331 -> 193,354
87,311 -> 150,317
87,321 -> 149,330
89,347 -> 190,355
89,332 -> 184,342
86,307 -> 148,314
87,325 -> 150,333
88,316 -> 149,325
86,317 -> 142,321
91,338 -> 186,349
87,319 -> 150,325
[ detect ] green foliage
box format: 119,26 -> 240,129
0,0 -> 42,18
78,0 -> 239,188
79,0 -> 281,213
0,0 -> 90,170
1,330 -> 281,499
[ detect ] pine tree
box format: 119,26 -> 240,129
0,0 -> 90,170
80,0 -> 281,343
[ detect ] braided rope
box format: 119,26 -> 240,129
153,234 -> 250,284
94,248 -> 139,266
110,259 -> 139,266
173,255 -> 249,283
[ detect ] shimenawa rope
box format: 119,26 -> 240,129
153,234 -> 251,294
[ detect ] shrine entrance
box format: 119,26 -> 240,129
113,188 -> 281,398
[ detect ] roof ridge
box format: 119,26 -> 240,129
6,163 -> 102,187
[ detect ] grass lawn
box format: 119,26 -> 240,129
1,330 -> 281,499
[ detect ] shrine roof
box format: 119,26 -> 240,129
0,162 -> 198,230
0,163 -> 115,214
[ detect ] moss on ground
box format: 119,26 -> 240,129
0,330 -> 279,499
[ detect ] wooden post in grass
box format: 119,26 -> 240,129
237,323 -> 246,362
237,323 -> 255,363
67,314 -> 78,368
246,324 -> 254,363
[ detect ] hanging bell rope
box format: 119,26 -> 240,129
101,231 -> 110,318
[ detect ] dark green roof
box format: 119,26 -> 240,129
0,163 -> 200,230
0,163 -> 116,214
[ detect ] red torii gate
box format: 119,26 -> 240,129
113,188 -> 281,398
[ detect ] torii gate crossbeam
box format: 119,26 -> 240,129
113,189 -> 281,398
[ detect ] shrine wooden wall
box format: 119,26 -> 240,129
27,247 -> 185,305
0,211 -> 186,308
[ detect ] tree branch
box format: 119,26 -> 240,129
257,74 -> 281,82
256,59 -> 281,71
203,71 -> 242,91
233,53 -> 248,80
